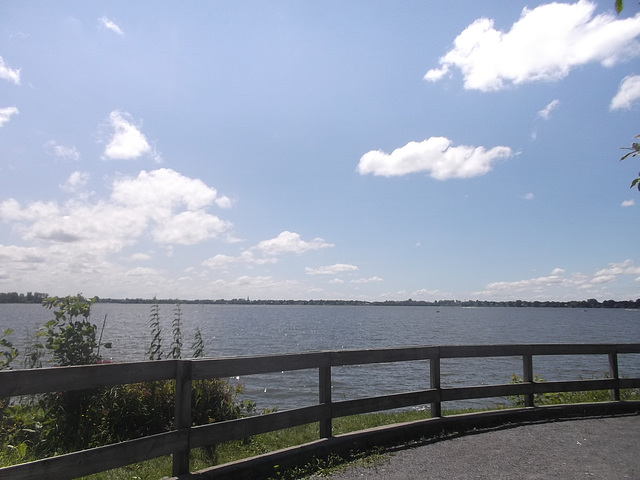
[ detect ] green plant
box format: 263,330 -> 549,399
0,329 -> 18,371
147,299 -> 163,361
620,134 -> 640,191
42,294 -> 111,366
192,328 -> 205,358
169,303 -> 183,360
20,328 -> 45,370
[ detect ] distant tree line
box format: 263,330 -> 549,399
0,292 -> 49,304
2,293 -> 639,309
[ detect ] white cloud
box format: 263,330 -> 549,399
45,141 -> 80,161
610,75 -> 640,110
253,231 -> 334,256
538,99 -> 560,120
0,245 -> 45,263
0,57 -> 20,85
476,261 -> 640,299
0,168 -> 233,254
523,192 -> 535,200
202,250 -> 277,270
202,254 -> 238,269
305,263 -> 359,275
622,199 -> 635,207
99,17 -> 124,36
202,233 -> 331,271
0,169 -> 240,297
102,111 -> 160,161
351,276 -> 383,284
152,210 -> 231,245
0,107 -> 18,127
357,137 -> 512,179
425,1 -> 640,91
60,171 -> 90,192
594,259 -> 640,277
128,253 -> 151,262
111,168 -> 232,245
125,266 -> 160,277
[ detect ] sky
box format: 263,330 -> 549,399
1,1 -> 640,302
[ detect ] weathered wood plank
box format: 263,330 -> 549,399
329,346 -> 437,366
190,405 -> 326,447
439,379 -> 620,403
332,389 -> 439,417
319,366 -> 332,438
531,378 -> 617,394
0,360 -> 176,397
430,356 -> 442,417
0,430 -> 187,480
620,378 -> 640,389
191,352 -> 329,379
173,360 -> 194,476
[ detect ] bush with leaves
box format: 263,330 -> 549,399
42,294 -> 111,366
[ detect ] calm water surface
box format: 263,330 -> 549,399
2,304 -> 639,410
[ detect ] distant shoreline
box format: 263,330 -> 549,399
1,292 -> 638,309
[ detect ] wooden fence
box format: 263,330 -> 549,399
1,343 -> 640,480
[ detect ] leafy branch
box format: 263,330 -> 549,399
620,135 -> 640,191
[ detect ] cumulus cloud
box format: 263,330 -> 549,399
622,199 -> 635,207
425,1 -> 640,91
0,168 -> 241,297
253,231 -> 334,256
357,137 -> 512,179
476,261 -> 640,298
0,57 -> 20,85
593,259 -> 640,278
0,107 -> 18,127
99,17 -> 124,36
0,168 -> 232,253
610,74 -> 640,110
305,263 -> 359,275
202,232 -> 332,271
202,251 -> 276,269
102,111 -> 160,161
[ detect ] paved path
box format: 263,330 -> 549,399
316,414 -> 640,480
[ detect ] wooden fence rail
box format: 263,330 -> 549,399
1,343 -> 640,480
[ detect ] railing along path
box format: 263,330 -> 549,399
1,343 -> 640,479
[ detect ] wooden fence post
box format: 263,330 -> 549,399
319,365 -> 332,438
173,360 -> 193,477
522,354 -> 534,407
430,354 -> 441,418
608,352 -> 620,401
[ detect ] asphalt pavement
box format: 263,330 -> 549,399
315,414 -> 640,480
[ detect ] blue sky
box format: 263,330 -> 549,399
1,1 -> 640,301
